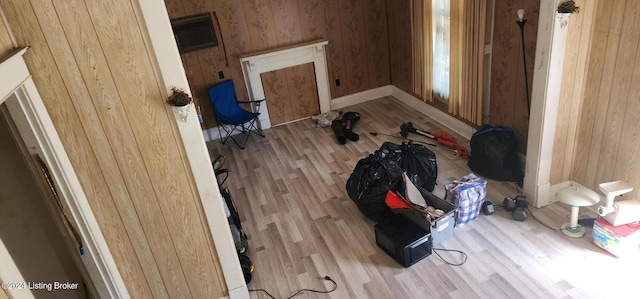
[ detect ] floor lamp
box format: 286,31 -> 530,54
516,9 -> 531,118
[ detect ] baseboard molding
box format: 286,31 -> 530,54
390,86 -> 476,141
330,85 -> 392,110
203,86 -> 393,142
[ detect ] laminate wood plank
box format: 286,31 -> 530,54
210,97 -> 640,299
0,1 -> 154,298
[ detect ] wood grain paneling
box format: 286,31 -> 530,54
0,7 -> 14,53
488,0 -> 539,153
0,0 -> 227,298
167,0 -> 390,129
387,0 -> 412,94
550,0 -> 594,184
566,0 -> 640,199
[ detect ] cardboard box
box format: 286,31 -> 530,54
592,217 -> 640,257
396,188 -> 457,246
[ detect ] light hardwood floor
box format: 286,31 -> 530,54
207,97 -> 639,299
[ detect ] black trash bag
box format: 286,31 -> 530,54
379,141 -> 438,192
467,125 -> 524,186
346,151 -> 404,222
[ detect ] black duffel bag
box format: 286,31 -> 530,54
467,125 -> 523,186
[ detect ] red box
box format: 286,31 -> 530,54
591,218 -> 640,257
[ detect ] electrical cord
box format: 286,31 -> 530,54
248,276 -> 337,299
526,206 -> 563,231
432,248 -> 468,266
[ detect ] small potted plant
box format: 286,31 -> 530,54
166,86 -> 193,106
557,0 -> 580,14
166,86 -> 193,122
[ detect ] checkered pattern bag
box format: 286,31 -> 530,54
444,173 -> 487,227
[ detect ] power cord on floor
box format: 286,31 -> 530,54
526,206 -> 591,239
432,248 -> 468,266
248,275 -> 337,299
526,206 -> 563,231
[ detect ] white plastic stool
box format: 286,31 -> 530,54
556,186 -> 600,238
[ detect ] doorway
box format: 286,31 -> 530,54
0,103 -> 91,298
0,48 -> 126,298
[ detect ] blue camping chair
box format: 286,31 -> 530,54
209,80 -> 265,149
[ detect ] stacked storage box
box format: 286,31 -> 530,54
396,187 -> 457,246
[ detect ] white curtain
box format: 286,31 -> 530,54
432,0 -> 450,102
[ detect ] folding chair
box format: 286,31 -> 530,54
208,80 -> 265,149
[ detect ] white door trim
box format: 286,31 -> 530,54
524,2 -> 571,208
0,48 -> 128,298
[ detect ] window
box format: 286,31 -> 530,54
432,0 -> 450,103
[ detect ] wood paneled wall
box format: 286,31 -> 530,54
553,0 -> 640,199
0,12 -> 13,53
387,0 -> 412,95
488,0 -> 539,153
550,0 -> 592,185
164,0 -> 391,128
0,1 -> 226,298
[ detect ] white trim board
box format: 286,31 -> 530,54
524,3 -> 571,208
330,85 -> 392,110
240,40 -> 331,130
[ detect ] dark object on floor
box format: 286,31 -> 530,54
332,112 -> 360,144
331,119 -> 347,144
346,150 -> 404,222
578,218 -> 596,227
209,80 -> 265,149
482,195 -> 529,221
375,213 -> 432,267
379,141 -> 438,192
467,125 -> 524,186
400,122 -> 470,159
238,253 -> 253,283
217,164 -> 254,284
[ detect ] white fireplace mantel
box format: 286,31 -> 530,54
240,39 -> 331,129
